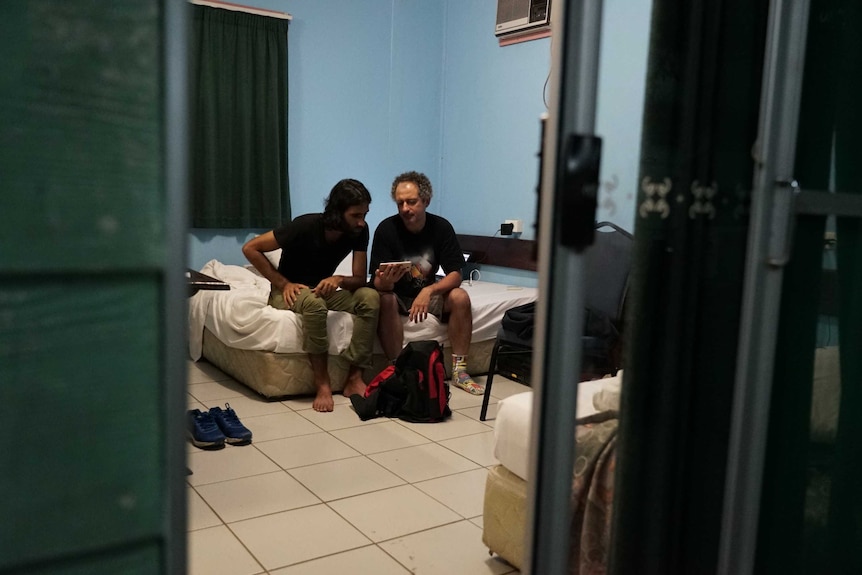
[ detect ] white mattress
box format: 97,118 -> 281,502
494,373 -> 622,481
188,259 -> 538,360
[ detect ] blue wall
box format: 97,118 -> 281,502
189,0 -> 652,287
438,0 -> 549,243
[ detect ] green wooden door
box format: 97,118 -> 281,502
0,1 -> 188,573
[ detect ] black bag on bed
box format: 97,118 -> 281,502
350,340 -> 451,423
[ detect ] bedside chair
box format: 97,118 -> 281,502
479,221 -> 634,421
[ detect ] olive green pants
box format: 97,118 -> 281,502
269,286 -> 380,369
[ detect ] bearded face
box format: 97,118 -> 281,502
341,203 -> 369,236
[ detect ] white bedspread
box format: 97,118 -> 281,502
188,260 -> 538,360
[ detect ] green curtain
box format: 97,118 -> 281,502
191,6 -> 290,228
610,0 -> 768,573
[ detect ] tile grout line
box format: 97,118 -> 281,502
186,360 -> 529,574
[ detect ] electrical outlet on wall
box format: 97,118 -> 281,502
505,219 -> 523,233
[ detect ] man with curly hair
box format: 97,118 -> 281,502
369,171 -> 482,395
243,179 -> 380,411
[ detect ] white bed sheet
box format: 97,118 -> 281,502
188,260 -> 538,360
494,373 -> 622,482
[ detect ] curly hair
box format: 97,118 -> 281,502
322,179 -> 371,230
391,171 -> 433,203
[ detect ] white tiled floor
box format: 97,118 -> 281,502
187,360 -> 530,575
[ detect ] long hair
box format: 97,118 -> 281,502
322,179 -> 371,229
391,171 -> 433,203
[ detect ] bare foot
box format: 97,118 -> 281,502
342,377 -> 367,399
313,385 -> 335,412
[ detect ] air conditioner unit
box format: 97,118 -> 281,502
495,0 -> 551,37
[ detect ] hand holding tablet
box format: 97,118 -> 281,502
379,261 -> 411,272
377,260 -> 411,282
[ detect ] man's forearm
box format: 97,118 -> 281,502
244,250 -> 287,291
429,271 -> 462,296
340,275 -> 367,291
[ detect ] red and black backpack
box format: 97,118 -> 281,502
351,340 -> 451,423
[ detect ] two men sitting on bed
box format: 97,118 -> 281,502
369,171 -> 482,396
242,179 -> 380,412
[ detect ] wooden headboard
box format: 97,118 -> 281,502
457,234 -> 538,272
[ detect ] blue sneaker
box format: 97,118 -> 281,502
188,409 -> 226,449
209,403 -> 253,445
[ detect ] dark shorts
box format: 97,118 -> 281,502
396,293 -> 449,322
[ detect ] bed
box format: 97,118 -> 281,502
482,373 -> 622,574
187,256 -> 538,398
483,344 -> 843,573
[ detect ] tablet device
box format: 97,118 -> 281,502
380,260 -> 412,272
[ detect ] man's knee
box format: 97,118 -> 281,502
299,292 -> 328,315
353,287 -> 380,314
379,291 -> 400,315
447,287 -> 471,312
355,286 -> 379,306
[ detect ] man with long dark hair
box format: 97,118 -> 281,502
243,179 -> 379,411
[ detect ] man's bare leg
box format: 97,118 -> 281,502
309,353 -> 334,412
342,365 -> 367,398
446,288 -> 483,395
378,292 -> 405,361
446,288 -> 473,356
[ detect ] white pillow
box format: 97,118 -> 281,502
334,253 -> 353,276
264,250 -> 354,277
592,370 -> 623,412
264,248 -> 281,268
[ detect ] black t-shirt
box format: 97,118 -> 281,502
369,213 -> 464,298
273,213 -> 368,286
